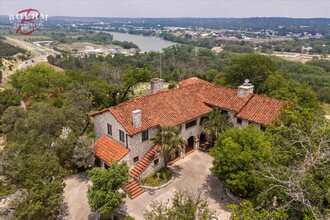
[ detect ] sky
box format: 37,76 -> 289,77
0,0 -> 329,18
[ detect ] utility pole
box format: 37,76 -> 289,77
160,53 -> 162,79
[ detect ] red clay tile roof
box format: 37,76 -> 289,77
178,77 -> 213,87
95,136 -> 129,164
178,78 -> 253,111
108,85 -> 213,135
195,83 -> 253,112
236,95 -> 285,125
92,78 -> 285,135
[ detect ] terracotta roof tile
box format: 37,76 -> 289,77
92,78 -> 285,135
109,84 -> 213,135
194,83 -> 253,112
178,77 -> 214,87
236,95 -> 285,125
95,136 -> 129,164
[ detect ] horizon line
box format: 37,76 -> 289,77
0,15 -> 330,19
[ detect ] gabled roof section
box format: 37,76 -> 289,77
109,85 -> 213,135
236,95 -> 285,125
178,77 -> 213,87
194,83 -> 253,112
95,136 -> 129,164
92,78 -> 285,135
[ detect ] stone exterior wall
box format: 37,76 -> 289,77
121,154 -> 130,165
94,109 -> 264,175
242,119 -> 249,127
140,155 -> 164,179
94,111 -> 128,146
228,111 -> 237,125
233,118 -> 262,129
94,112 -> 161,170
126,126 -> 159,169
180,117 -> 205,149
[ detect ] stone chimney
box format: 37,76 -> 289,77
150,78 -> 164,94
132,110 -> 142,128
237,79 -> 254,97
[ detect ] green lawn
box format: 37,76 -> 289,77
322,103 -> 330,115
133,81 -> 174,98
141,168 -> 172,187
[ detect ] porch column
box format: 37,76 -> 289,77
195,138 -> 200,150
101,160 -> 105,169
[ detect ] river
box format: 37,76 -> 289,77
108,32 -> 177,52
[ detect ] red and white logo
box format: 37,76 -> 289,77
9,9 -> 48,35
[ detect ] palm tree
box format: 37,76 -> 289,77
202,110 -> 232,144
152,126 -> 185,168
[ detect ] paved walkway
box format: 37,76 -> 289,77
59,173 -> 98,220
124,151 -> 233,220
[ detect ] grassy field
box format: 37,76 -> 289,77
9,35 -> 52,41
262,51 -> 330,63
133,81 -> 174,97
322,103 -> 330,115
57,42 -> 102,51
56,42 -> 124,52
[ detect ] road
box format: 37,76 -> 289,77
5,37 -> 50,70
18,49 -> 47,69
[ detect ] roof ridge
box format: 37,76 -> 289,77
111,86 -> 182,109
93,78 -> 285,134
235,93 -> 255,118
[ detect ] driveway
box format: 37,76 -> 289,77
125,151 -> 233,220
59,173 -> 99,220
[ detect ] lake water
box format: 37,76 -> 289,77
108,32 -> 176,52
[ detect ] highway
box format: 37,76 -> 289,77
5,37 -> 50,70
18,49 -> 48,70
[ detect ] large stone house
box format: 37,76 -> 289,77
92,77 -> 284,198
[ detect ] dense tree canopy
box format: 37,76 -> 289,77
212,108 -> 330,219
222,54 -> 277,93
144,190 -> 216,220
211,125 -> 273,198
45,44 -> 330,105
87,162 -> 129,215
10,64 -> 69,100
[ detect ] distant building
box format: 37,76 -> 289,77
302,46 -> 313,52
84,46 -> 103,54
32,41 -> 53,46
